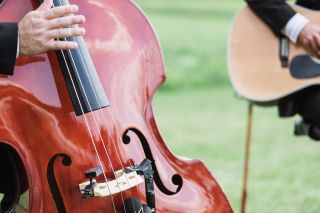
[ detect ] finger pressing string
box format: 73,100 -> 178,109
48,40 -> 78,50
46,15 -> 85,30
46,27 -> 85,39
314,34 -> 320,50
309,40 -> 319,58
42,5 -> 79,19
37,0 -> 54,11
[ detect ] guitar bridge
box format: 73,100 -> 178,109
279,36 -> 289,68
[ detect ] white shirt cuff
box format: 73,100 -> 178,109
282,13 -> 309,43
16,32 -> 19,58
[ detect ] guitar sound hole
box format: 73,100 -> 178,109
0,143 -> 29,213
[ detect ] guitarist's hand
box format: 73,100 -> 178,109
297,23 -> 320,58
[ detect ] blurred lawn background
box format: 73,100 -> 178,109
135,0 -> 320,212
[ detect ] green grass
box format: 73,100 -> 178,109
135,0 -> 320,212
136,0 -> 244,90
153,88 -> 320,213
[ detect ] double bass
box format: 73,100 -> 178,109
0,0 -> 232,212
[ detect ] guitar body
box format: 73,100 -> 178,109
229,5 -> 320,103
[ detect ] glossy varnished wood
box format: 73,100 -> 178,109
0,0 -> 232,212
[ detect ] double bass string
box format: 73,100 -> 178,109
68,21 -> 145,199
61,0 -> 145,199
49,1 -> 120,212
57,48 -> 117,212
71,27 -> 144,195
53,1 -> 138,212
66,18 -> 142,213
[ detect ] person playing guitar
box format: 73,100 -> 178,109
244,0 -> 320,140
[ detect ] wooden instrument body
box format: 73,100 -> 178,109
0,0 -> 232,212
229,5 -> 320,103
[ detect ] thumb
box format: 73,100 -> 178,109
37,0 -> 53,11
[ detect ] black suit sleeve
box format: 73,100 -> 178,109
0,23 -> 18,75
245,0 -> 296,36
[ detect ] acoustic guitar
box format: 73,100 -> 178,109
228,5 -> 320,103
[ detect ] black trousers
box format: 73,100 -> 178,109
297,86 -> 320,122
0,147 -> 17,212
279,86 -> 320,121
0,149 -> 14,194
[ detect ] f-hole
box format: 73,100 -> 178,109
47,153 -> 72,213
0,143 -> 29,213
122,128 -> 183,196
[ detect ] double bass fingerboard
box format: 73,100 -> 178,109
39,0 -> 110,116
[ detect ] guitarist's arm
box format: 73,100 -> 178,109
246,0 -> 320,58
245,0 -> 296,36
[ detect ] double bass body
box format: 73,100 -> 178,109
0,0 -> 232,212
